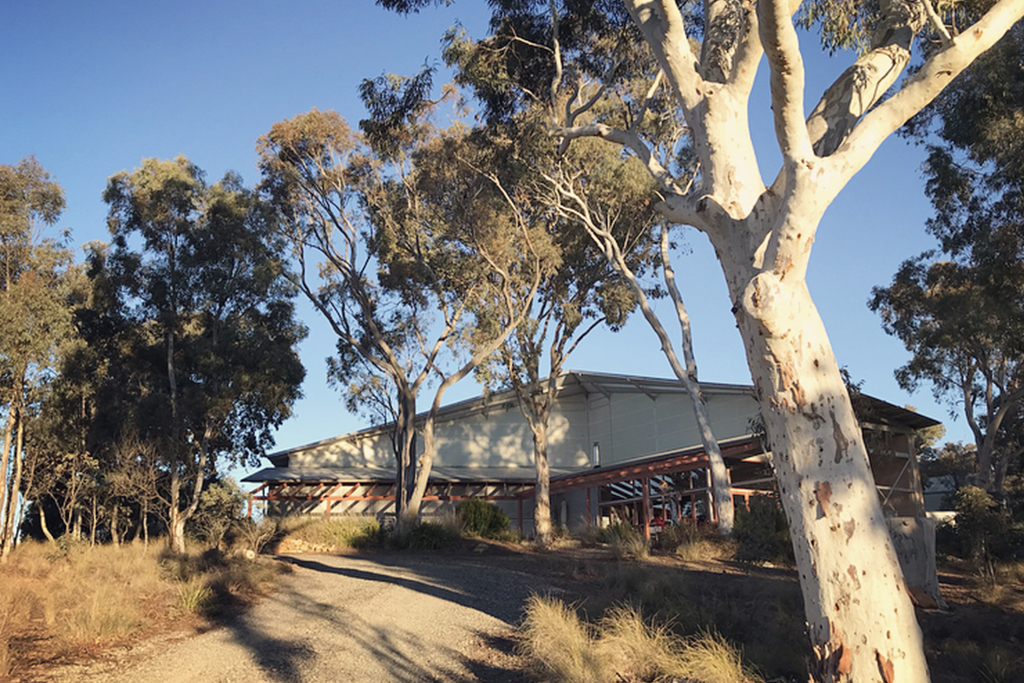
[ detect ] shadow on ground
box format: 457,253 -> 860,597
205,551 -> 540,682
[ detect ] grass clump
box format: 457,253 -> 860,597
276,515 -> 383,551
0,539 -> 284,678
599,521 -> 649,560
176,578 -> 213,614
520,595 -> 762,683
656,522 -> 736,562
520,595 -> 607,682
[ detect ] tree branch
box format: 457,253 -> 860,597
552,123 -> 685,196
624,0 -> 704,115
831,0 -> 1024,182
701,0 -> 746,83
758,0 -> 813,161
727,0 -> 764,98
806,0 -> 926,157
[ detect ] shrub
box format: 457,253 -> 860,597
456,498 -> 510,538
187,479 -> 246,547
941,486 -> 1024,569
733,494 -> 793,565
397,521 -> 461,550
230,516 -> 280,556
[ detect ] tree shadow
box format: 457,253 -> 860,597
280,554 -> 537,624
205,553 -> 542,682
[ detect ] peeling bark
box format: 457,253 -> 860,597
735,273 -> 929,682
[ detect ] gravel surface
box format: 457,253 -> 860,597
48,550 -> 554,683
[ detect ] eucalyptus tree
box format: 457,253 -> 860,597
470,119 -> 661,545
381,0 -> 1024,679
872,248 -> 1024,497
102,157 -> 305,553
0,157 -> 79,559
444,10 -> 738,534
873,23 -> 1024,497
257,98 -> 551,529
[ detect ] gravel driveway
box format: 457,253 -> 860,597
50,550 -> 555,683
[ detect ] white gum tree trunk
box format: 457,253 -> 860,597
547,0 -> 1024,679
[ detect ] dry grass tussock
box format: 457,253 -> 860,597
520,595 -> 762,683
273,515 -> 382,551
0,540 -> 283,678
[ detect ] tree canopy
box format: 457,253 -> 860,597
873,23 -> 1024,498
96,156 -> 305,552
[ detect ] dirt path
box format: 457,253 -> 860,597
46,551 -> 556,683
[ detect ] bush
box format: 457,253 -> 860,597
397,521 -> 461,550
187,479 -> 246,547
733,494 -> 793,565
230,516 -> 279,556
457,498 -> 510,538
940,486 -> 1024,569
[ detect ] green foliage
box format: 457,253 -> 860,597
921,442 -> 978,494
0,156 -> 80,556
186,479 -> 246,547
456,498 -> 510,538
877,24 -> 1024,494
98,156 -> 306,466
733,495 -> 793,565
396,520 -> 461,550
940,486 -> 1024,567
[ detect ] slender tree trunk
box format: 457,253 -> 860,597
1,409 -> 25,560
532,417 -> 553,546
0,401 -> 17,549
111,503 -> 120,546
394,390 -> 417,532
143,500 -> 149,546
39,503 -> 54,543
579,219 -> 735,533
402,418 -> 433,530
168,437 -> 210,554
168,466 -> 184,553
89,494 -> 98,546
736,275 -> 929,682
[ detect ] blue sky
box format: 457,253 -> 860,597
0,1 -> 971,468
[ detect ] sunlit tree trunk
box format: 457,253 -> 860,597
39,504 -> 54,543
1,407 -> 25,560
111,503 -> 120,546
734,268 -> 928,680
532,413 -> 553,544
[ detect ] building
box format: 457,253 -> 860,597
243,371 -> 939,538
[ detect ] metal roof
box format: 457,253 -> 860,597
262,370 -> 758,463
255,370 -> 940,469
243,465 -> 579,485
